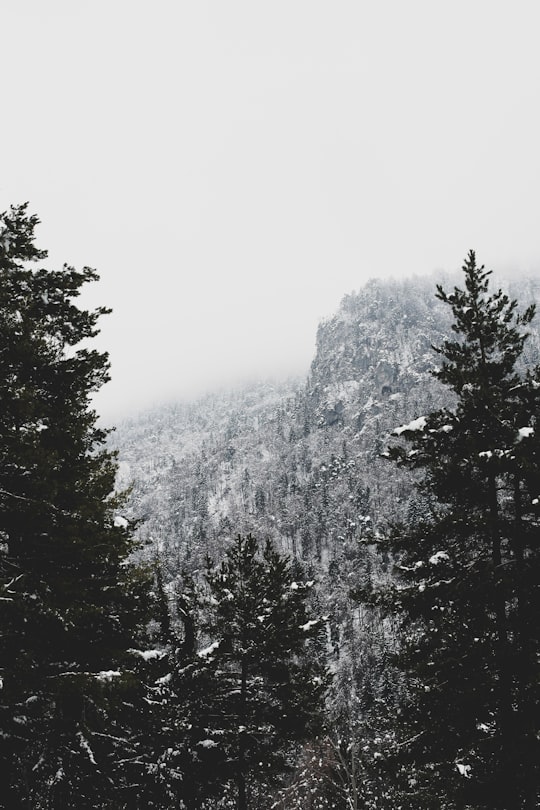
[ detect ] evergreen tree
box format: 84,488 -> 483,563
0,204 -> 154,808
161,534 -> 329,810
369,252 -> 540,808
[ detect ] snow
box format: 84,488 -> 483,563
95,670 -> 121,682
300,619 -> 319,632
114,515 -> 129,528
77,732 -> 96,765
517,426 -> 534,440
393,415 -> 427,435
156,672 -> 172,685
429,551 -> 449,565
197,739 -> 218,748
479,448 -> 509,459
198,641 -> 220,658
129,648 -> 164,661
456,762 -> 471,778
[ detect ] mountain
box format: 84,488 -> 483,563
110,270 -> 540,803
112,272 -> 540,574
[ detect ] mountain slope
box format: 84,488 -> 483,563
113,272 -> 540,574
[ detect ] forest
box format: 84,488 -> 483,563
1,203 -> 539,809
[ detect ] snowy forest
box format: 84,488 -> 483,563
1,203 -> 539,809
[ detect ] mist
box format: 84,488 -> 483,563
2,1 -> 540,420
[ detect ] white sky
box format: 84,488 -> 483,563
2,1 -> 540,419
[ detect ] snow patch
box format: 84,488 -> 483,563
96,670 -> 121,682
197,739 -> 218,748
456,762 -> 471,778
198,641 -> 220,658
393,416 -> 427,435
429,551 -> 449,565
129,649 -> 164,661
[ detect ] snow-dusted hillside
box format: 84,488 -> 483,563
112,272 -> 540,582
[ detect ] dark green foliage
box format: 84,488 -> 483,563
203,534 -> 329,808
157,534 -> 329,809
0,204 -> 154,807
371,252 -> 540,808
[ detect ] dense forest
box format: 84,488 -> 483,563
1,204 -> 539,808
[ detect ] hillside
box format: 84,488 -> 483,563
109,270 -> 540,805
114,274 -> 453,565
113,272 -> 540,571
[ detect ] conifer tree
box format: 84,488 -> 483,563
371,252 -> 540,809
0,204 -> 154,808
159,534 -> 329,810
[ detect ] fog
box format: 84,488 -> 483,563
2,1 -> 540,420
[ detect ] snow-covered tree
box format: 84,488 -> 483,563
0,204 -> 153,807
166,534 -> 329,810
370,252 -> 540,808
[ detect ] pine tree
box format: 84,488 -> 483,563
0,204 -> 154,808
160,534 -> 329,810
370,252 -> 540,809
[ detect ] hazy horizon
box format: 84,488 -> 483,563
2,1 -> 540,420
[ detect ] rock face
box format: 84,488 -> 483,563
113,272 -> 540,579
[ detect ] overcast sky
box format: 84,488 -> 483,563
2,1 -> 540,419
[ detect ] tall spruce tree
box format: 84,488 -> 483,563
370,252 -> 540,809
159,534 -> 329,810
0,204 -> 153,808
